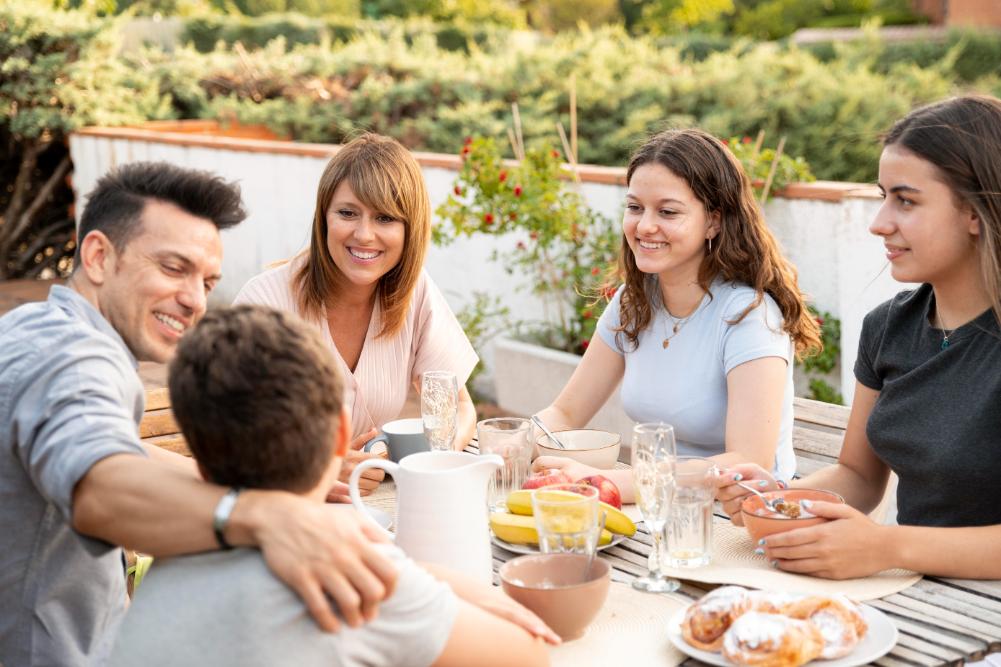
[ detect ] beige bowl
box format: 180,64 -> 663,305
534,429 -> 621,469
499,553 -> 611,641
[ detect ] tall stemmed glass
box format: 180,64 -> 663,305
631,422 -> 680,593
421,371 -> 459,451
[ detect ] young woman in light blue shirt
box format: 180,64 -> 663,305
534,129 -> 822,503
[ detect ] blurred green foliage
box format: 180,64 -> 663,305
434,137 -> 620,355
181,13 -> 513,52
111,23 -> 999,182
62,0 -> 927,37
0,1 -> 170,278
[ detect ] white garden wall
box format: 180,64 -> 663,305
70,125 -> 913,404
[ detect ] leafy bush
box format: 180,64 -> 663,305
127,24 -> 978,184
434,137 -> 620,354
180,13 -> 515,52
0,1 -> 169,279
804,28 -> 1001,82
730,0 -> 920,40
799,307 -> 843,405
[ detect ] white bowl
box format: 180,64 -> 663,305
534,429 -> 621,469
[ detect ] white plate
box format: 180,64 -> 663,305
667,601 -> 898,667
332,504 -> 393,531
491,532 -> 626,555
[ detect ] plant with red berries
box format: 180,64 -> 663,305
435,136 -> 619,354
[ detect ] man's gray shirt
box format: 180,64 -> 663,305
0,285 -> 147,667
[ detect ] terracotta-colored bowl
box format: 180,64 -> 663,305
534,429 -> 621,469
499,553 -> 611,641
741,488 -> 846,543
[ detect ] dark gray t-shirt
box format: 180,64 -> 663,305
854,285 -> 1001,527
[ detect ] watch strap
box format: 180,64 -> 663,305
212,487 -> 242,550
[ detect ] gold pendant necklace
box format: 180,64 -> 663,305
661,300 -> 703,349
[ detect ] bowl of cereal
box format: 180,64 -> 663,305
741,488 -> 845,542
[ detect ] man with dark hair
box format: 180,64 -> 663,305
0,162 -> 397,666
109,305 -> 553,667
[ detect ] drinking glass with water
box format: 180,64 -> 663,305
421,371 -> 458,451
668,456 -> 718,569
477,417 -> 532,513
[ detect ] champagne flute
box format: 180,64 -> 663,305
631,422 -> 679,593
421,371 -> 458,451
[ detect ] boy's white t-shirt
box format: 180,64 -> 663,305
109,544 -> 457,667
597,278 -> 796,481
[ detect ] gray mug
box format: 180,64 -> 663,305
364,418 -> 429,463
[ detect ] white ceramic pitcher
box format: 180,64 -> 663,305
349,451 -> 503,583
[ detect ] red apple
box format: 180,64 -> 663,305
521,469 -> 574,490
577,475 -> 622,509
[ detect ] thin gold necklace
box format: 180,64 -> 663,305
661,297 -> 706,349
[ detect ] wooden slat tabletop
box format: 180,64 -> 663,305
138,387 -> 994,666
353,441 -> 1001,667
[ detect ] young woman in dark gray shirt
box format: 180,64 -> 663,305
718,94 -> 1001,580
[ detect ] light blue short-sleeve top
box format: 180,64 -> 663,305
596,278 -> 795,480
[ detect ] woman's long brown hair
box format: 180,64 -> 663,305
884,95 -> 1001,329
294,133 -> 431,337
614,129 -> 821,358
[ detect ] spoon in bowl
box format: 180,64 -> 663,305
736,481 -> 798,516
531,415 -> 567,450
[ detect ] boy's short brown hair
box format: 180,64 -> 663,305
168,305 -> 343,493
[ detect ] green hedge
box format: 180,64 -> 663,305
128,25 -> 1001,183
10,3 -> 1001,194
803,28 -> 1001,82
181,13 -> 515,52
0,1 -> 169,279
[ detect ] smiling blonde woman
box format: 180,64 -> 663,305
234,134 -> 478,498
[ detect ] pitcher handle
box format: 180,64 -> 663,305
348,458 -> 397,539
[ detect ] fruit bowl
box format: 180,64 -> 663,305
534,429 -> 620,469
741,488 -> 846,543
499,553 -> 610,641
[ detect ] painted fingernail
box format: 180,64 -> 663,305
757,538 -> 766,546
754,547 -> 764,556
801,499 -> 812,509
758,480 -> 768,488
733,473 -> 743,481
770,560 -> 779,568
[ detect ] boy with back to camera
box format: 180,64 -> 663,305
109,304 -> 555,667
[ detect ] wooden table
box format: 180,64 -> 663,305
137,389 -> 1000,666
363,448 -> 1001,667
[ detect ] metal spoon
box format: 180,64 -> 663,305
736,481 -> 788,515
531,415 -> 567,450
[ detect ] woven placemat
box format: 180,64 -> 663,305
658,518 -> 921,600
550,582 -> 687,667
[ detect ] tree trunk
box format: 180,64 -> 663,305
0,151 -> 71,279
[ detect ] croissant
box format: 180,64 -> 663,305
722,612 -> 825,667
681,585 -> 753,651
784,595 -> 868,659
746,590 -> 805,615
